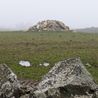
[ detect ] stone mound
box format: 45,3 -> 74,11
28,20 -> 70,32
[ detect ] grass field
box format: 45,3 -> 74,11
0,31 -> 98,83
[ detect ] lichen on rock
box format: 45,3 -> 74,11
30,58 -> 98,98
0,58 -> 98,98
0,64 -> 21,98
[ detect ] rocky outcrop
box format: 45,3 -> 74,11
30,58 -> 98,98
0,58 -> 98,98
0,64 -> 21,98
0,64 -> 37,98
28,20 -> 70,32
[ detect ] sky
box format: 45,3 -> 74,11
0,0 -> 98,30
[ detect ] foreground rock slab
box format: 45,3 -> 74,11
0,64 -> 21,98
0,58 -> 98,98
30,58 -> 98,98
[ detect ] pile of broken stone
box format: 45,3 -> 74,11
0,58 -> 98,98
28,20 -> 70,32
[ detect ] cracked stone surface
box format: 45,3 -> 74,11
30,58 -> 98,98
0,58 -> 98,98
0,64 -> 21,98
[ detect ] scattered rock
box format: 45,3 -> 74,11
43,62 -> 49,67
39,64 -> 42,66
86,63 -> 92,68
39,62 -> 49,67
19,61 -> 31,67
28,20 -> 70,32
0,58 -> 98,98
30,58 -> 98,98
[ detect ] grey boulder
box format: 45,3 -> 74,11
30,58 -> 98,98
0,64 -> 21,98
0,58 -> 98,98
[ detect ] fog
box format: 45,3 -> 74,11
0,0 -> 98,30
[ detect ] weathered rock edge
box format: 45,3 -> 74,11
30,58 -> 98,98
0,64 -> 21,98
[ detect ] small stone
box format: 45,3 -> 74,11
43,62 -> 49,67
39,63 -> 42,66
19,61 -> 31,67
86,63 -> 92,67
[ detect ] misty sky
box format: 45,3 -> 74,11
0,0 -> 98,30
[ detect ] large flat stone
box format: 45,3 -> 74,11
30,58 -> 98,98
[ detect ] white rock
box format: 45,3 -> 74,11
86,63 -> 92,67
43,62 -> 49,67
19,61 -> 31,67
39,63 -> 42,66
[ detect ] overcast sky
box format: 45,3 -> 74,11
0,0 -> 98,30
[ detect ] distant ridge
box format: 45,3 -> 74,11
0,28 -> 13,31
0,27 -> 27,31
74,27 -> 98,33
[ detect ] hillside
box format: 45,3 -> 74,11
74,27 -> 98,33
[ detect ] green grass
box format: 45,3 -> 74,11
0,31 -> 98,83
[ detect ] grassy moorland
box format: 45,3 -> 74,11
0,31 -> 98,82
